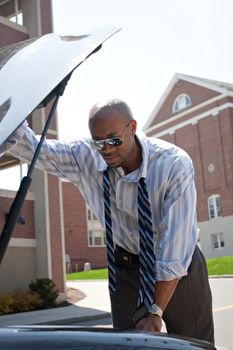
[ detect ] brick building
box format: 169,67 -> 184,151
62,181 -> 107,273
1,1 -> 232,300
143,73 -> 233,258
0,0 -> 66,298
0,0 -> 107,297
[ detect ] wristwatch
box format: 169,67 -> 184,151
149,303 -> 163,318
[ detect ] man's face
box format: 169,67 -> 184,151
89,108 -> 136,169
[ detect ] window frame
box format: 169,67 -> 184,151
88,230 -> 106,247
208,194 -> 222,219
211,232 -> 225,250
172,93 -> 192,113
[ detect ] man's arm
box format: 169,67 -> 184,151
0,121 -> 90,186
135,278 -> 180,332
135,154 -> 197,332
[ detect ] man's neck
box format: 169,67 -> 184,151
122,140 -> 142,175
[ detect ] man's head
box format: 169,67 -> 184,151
88,98 -> 134,124
88,99 -> 141,173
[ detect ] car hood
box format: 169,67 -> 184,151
0,326 -> 216,350
0,26 -> 120,146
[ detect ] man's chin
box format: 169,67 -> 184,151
103,155 -> 125,168
105,158 -> 123,168
106,161 -> 121,168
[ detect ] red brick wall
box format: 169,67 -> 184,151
62,181 -> 107,271
156,105 -> 233,222
0,195 -> 35,238
0,24 -> 28,46
40,0 -> 53,35
47,174 -> 65,292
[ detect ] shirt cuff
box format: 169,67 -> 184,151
0,121 -> 27,154
155,260 -> 189,281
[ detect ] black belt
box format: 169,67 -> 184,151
114,245 -> 139,269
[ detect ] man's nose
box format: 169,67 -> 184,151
101,142 -> 115,152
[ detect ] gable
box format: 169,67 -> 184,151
148,79 -> 220,127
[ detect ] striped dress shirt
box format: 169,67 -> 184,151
1,122 -> 199,281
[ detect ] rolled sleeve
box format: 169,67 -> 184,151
155,156 -> 199,281
155,259 -> 188,280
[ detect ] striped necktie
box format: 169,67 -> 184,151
103,169 -> 116,292
138,177 -> 156,310
103,170 -> 155,309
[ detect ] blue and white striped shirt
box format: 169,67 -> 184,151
1,122 -> 199,281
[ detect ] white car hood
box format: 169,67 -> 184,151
0,26 -> 120,146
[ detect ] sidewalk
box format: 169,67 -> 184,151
0,281 -> 111,326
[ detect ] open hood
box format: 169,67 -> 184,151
0,26 -> 120,146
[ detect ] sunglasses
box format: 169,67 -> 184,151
86,121 -> 131,151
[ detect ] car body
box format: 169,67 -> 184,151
0,326 -> 216,350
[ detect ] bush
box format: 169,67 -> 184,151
0,294 -> 15,315
29,278 -> 59,309
0,291 -> 43,315
12,292 -> 43,313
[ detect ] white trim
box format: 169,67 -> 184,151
9,238 -> 36,247
152,103 -> 233,138
0,14 -> 28,33
35,0 -> 42,36
59,178 -> 67,296
0,188 -> 35,200
14,0 -> 18,24
177,73 -> 233,93
44,171 -> 52,279
47,129 -> 58,136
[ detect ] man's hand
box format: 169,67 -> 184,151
135,313 -> 162,332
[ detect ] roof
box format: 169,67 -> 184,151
143,73 -> 233,131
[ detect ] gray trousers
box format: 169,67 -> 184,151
110,246 -> 215,345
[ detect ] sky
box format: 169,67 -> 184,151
51,0 -> 233,140
0,0 -> 233,190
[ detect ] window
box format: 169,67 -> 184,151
0,0 -> 23,25
0,163 -> 27,190
211,233 -> 224,250
87,209 -> 98,221
172,94 -> 192,113
208,195 -> 222,219
88,230 -> 106,247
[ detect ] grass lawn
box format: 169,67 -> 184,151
67,268 -> 108,280
206,255 -> 233,276
66,256 -> 233,280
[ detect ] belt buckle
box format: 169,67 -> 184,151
123,253 -> 132,265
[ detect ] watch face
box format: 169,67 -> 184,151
149,304 -> 163,317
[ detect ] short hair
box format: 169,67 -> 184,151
88,98 -> 134,122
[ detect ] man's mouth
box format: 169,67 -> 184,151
104,155 -> 117,161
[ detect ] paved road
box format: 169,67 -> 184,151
210,278 -> 233,350
70,278 -> 233,350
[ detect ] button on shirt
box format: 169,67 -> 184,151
1,122 -> 199,281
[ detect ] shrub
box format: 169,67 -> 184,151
0,291 -> 42,314
0,294 -> 15,315
29,278 -> 59,309
12,291 -> 43,313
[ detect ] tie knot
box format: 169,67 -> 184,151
139,177 -> 146,186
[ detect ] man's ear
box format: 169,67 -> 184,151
131,120 -> 137,135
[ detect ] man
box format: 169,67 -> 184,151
1,98 -> 214,344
